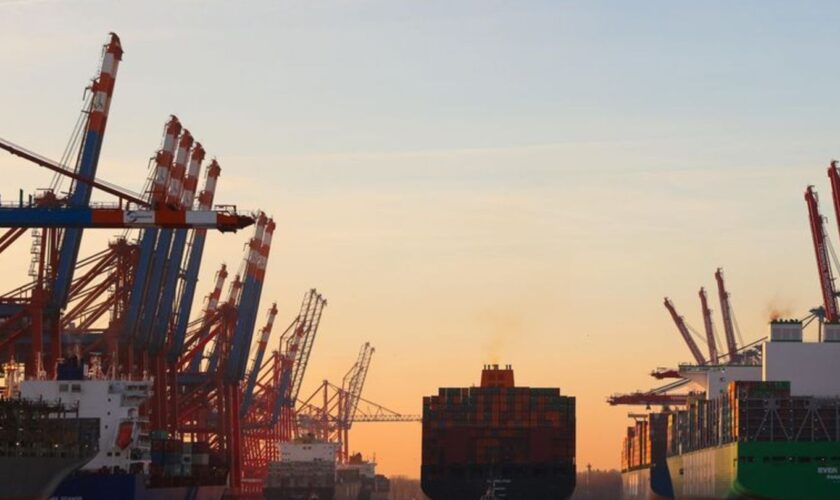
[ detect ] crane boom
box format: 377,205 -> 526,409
0,137 -> 147,206
828,161 -> 840,246
241,303 -> 279,416
0,206 -> 251,230
664,297 -> 706,365
120,117 -> 181,345
341,343 -> 375,429
152,140 -> 204,356
805,186 -> 838,322
51,33 -> 123,312
167,158 -> 220,363
225,214 -> 270,382
698,287 -> 718,363
714,268 -> 739,361
140,131 -> 194,354
289,291 -> 326,402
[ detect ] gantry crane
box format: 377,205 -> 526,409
240,303 -> 279,417
0,35 -> 274,500
296,343 -> 420,463
239,293 -> 325,495
0,35 -> 251,381
336,342 -> 375,462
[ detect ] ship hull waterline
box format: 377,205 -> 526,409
666,441 -> 840,499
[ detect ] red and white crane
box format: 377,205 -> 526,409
805,186 -> 838,322
664,297 -> 706,365
698,287 -> 718,363
714,268 -> 740,361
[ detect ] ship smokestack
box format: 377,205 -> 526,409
481,363 -> 515,388
824,321 -> 840,342
769,319 -> 803,342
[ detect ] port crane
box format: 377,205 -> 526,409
238,289 -> 327,495
715,268 -> 740,362
607,377 -> 693,407
0,35 -> 252,381
663,297 -> 706,365
2,33 -> 415,500
296,344 -> 421,463
805,186 -> 838,323
0,34 -> 279,499
698,287 -> 719,363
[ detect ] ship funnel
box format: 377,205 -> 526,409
770,319 -> 803,342
824,322 -> 840,342
481,364 -> 515,388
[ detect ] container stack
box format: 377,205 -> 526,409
423,385 -> 575,466
149,431 -> 219,484
0,398 -> 99,459
661,380 -> 840,456
729,381 -> 791,442
421,365 -> 576,500
620,413 -> 668,471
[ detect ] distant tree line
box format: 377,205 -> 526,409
571,468 -> 622,499
389,476 -> 429,500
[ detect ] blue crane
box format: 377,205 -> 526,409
51,34 -> 123,313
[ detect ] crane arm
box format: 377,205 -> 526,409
0,137 -> 147,207
805,186 -> 838,322
0,206 -> 252,231
51,33 -> 123,311
664,297 -> 706,365
289,291 -> 326,402
341,343 -> 374,429
698,287 -> 718,363
241,303 -> 279,416
714,268 -> 739,361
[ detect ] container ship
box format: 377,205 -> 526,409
7,357 -> 229,500
620,320 -> 840,499
336,453 -> 390,500
0,387 -> 99,500
263,436 -> 391,500
422,364 -> 576,500
620,413 -> 674,500
263,436 -> 338,500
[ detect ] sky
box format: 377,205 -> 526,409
3,0 -> 840,478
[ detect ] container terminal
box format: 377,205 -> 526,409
0,34 -> 418,500
15,26 -> 840,500
610,166 -> 840,498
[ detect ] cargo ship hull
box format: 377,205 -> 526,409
50,474 -> 226,500
0,456 -> 94,500
621,464 -> 674,500
667,441 -> 840,499
262,486 -> 335,500
422,462 -> 575,500
421,366 -> 576,500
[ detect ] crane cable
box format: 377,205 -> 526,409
51,93 -> 93,194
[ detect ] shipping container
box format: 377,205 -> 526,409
422,365 -> 575,500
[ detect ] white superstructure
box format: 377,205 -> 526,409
278,440 -> 339,463
20,378 -> 152,471
679,364 -> 762,399
678,319 -> 840,400
763,340 -> 840,397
